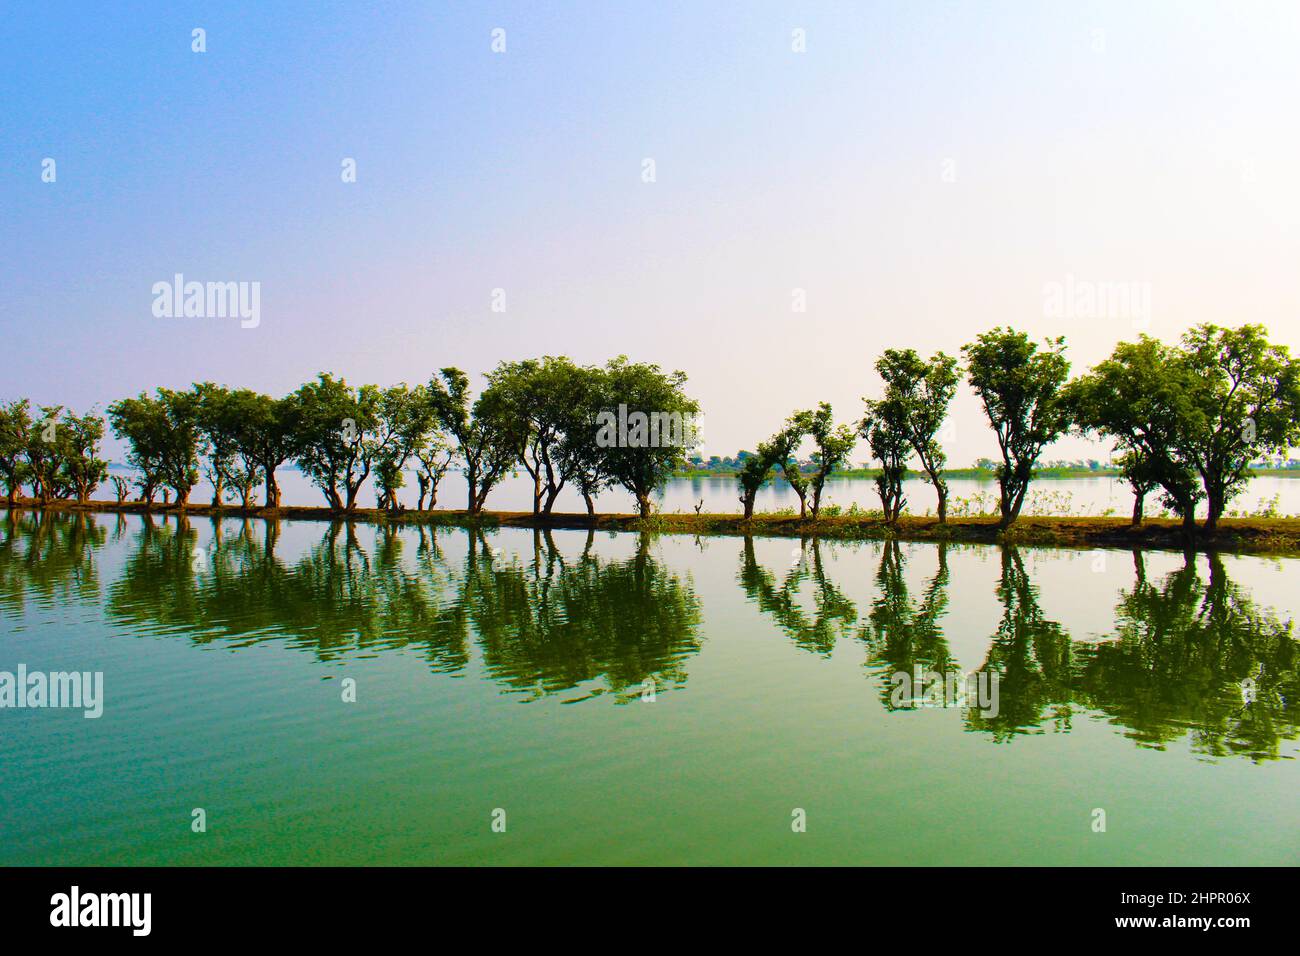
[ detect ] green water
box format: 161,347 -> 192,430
1,510 -> 1296,866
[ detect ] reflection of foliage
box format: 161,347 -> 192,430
468,530 -> 704,702
0,511 -> 104,613
967,547 -> 1075,740
1074,552 -> 1298,762
106,517 -> 470,672
102,519 -> 702,699
861,540 -> 955,710
966,547 -> 1299,761
3,513 -> 1296,755
738,537 -> 857,655
103,515 -> 205,634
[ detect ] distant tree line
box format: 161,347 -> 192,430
1,324 -> 1297,534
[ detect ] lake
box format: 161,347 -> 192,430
1,510 -> 1296,865
123,466 -> 1300,519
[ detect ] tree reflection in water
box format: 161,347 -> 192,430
737,536 -> 857,656
1,513 -> 1295,757
860,539 -> 956,711
100,517 -> 701,702
466,528 -> 703,702
1073,550 -> 1298,762
0,510 -> 105,613
736,534 -> 1297,761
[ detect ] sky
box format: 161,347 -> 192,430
3,0 -> 1299,466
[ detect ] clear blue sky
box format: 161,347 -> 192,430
3,1 -> 1298,464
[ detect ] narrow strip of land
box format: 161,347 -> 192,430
7,498 -> 1300,556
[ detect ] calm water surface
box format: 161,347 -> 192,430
124,466 -> 1300,518
1,511 -> 1296,865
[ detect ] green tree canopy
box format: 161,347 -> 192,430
872,348 -> 960,521
594,357 -> 701,519
962,328 -> 1070,528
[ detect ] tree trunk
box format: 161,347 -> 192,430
1131,491 -> 1145,527
741,493 -> 755,520
637,492 -> 651,519
583,490 -> 595,517
1203,488 -> 1223,535
1000,479 -> 1028,530
470,465 -> 486,515
929,472 -> 947,524
264,466 -> 281,510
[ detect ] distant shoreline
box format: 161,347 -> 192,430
7,498 -> 1300,557
669,466 -> 1300,480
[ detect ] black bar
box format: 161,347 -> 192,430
0,867 -> 1284,942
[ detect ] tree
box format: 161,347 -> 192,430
1177,324 -> 1300,533
291,373 -> 381,511
962,328 -> 1070,528
225,390 -> 297,510
58,409 -> 108,504
785,403 -> 856,520
107,389 -> 202,507
481,357 -> 592,514
872,349 -> 960,521
413,435 -> 456,510
594,357 -> 701,519
370,384 -> 434,511
1115,449 -> 1160,527
427,368 -> 520,514
24,405 -> 69,504
0,399 -> 31,506
1064,336 -> 1203,531
195,383 -> 243,507
779,437 -> 811,518
554,365 -> 615,516
860,396 -> 910,522
737,430 -> 794,520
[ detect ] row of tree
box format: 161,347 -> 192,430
0,357 -> 699,519
2,324 -> 1297,532
788,323 -> 1298,534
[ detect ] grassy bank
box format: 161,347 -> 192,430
7,497 -> 1300,556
